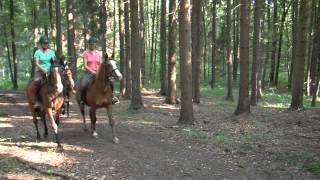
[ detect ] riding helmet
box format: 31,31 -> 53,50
39,36 -> 49,44
88,37 -> 97,45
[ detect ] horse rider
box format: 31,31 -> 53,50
32,36 -> 56,108
80,37 -> 120,105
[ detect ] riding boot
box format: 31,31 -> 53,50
80,89 -> 86,106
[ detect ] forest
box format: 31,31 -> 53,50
0,0 -> 319,179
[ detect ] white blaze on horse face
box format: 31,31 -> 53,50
109,60 -> 123,80
54,67 -> 64,93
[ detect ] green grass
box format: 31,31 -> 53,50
304,160 -> 320,175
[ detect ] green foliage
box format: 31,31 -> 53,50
304,160 -> 320,175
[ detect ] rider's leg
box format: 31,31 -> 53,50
80,72 -> 93,105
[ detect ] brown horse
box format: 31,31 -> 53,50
59,56 -> 75,117
76,53 -> 122,143
26,59 -> 65,149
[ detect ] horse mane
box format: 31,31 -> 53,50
94,60 -> 108,91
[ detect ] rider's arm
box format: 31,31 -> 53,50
34,57 -> 47,74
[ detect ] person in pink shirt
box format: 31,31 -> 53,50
80,37 -> 119,105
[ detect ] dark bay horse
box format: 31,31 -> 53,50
26,59 -> 66,149
59,56 -> 75,117
76,53 -> 122,143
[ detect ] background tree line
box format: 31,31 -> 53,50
0,0 -> 319,124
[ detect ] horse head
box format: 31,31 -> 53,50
48,59 -> 64,94
58,55 -> 75,90
104,53 -> 123,81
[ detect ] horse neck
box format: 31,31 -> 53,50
93,65 -> 110,92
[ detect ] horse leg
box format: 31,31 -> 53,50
41,114 -> 48,137
89,108 -> 98,138
47,108 -> 62,149
79,103 -> 88,131
66,96 -> 70,117
55,109 -> 61,126
33,116 -> 41,139
106,105 -> 119,144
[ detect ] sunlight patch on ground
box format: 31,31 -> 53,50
1,172 -> 36,180
260,102 -> 289,108
0,142 -> 93,167
0,117 -> 13,127
126,117 -> 158,126
151,104 -> 179,110
0,122 -> 13,128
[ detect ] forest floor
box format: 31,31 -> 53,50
0,89 -> 319,180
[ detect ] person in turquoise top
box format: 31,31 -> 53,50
32,36 -> 56,108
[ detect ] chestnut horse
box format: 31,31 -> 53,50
76,53 -> 122,143
26,60 -> 65,149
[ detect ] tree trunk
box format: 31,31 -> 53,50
48,0 -> 54,48
233,0 -> 240,82
9,0 -> 18,89
290,0 -> 311,110
289,0 -> 299,90
1,0 -> 13,83
165,0 -> 177,104
149,0 -> 157,83
66,0 -> 77,79
275,1 -> 289,87
225,0 -> 234,101
101,0 -> 107,56
130,0 -> 143,109
31,1 -> 38,77
178,0 -> 194,124
251,0 -> 263,106
311,59 -> 320,107
311,0 -> 320,106
159,0 -> 167,96
257,1 -> 266,99
305,0 -> 316,96
4,32 -> 13,84
124,0 -> 132,99
55,0 -> 62,58
308,0 -> 318,95
119,0 -> 126,96
211,0 -> 217,88
191,0 -> 203,103
113,0 -> 117,53
262,0 -> 272,88
269,0 -> 278,85
235,0 -> 250,115
140,0 -> 145,85
153,0 -> 160,83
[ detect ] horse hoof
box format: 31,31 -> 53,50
113,137 -> 119,144
57,144 -> 63,151
92,132 -> 98,138
43,133 -> 48,138
83,127 -> 88,132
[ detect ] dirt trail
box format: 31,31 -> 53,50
0,90 -> 318,179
